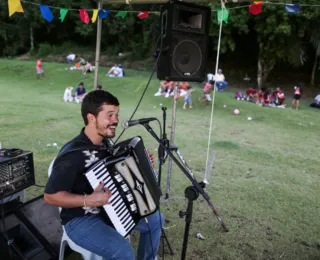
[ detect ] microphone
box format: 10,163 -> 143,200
122,117 -> 157,129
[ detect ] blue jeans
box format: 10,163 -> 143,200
64,211 -> 164,260
216,81 -> 228,91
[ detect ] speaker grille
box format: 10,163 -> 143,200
172,39 -> 202,77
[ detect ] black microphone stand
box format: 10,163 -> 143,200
157,107 -> 174,256
157,107 -> 170,186
143,123 -> 229,260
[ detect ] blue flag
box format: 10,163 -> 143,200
285,4 -> 300,14
40,5 -> 54,22
98,9 -> 110,19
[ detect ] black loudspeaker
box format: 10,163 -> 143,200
157,2 -> 211,82
0,196 -> 62,260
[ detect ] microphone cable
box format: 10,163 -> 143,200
114,26 -> 165,144
145,217 -> 156,260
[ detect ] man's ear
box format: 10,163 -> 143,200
87,113 -> 96,124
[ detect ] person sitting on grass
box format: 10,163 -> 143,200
199,80 -> 214,105
263,89 -> 272,106
79,57 -> 86,66
154,80 -> 174,97
257,88 -> 265,104
246,88 -> 258,103
82,61 -> 93,75
107,64 -> 123,78
310,93 -> 320,109
75,82 -> 86,103
36,58 -> 45,79
272,87 -> 286,106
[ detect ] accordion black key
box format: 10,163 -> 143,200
84,136 -> 162,237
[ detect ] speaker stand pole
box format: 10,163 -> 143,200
157,106 -> 175,256
165,82 -> 179,199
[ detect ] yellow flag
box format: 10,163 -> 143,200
92,9 -> 98,23
8,0 -> 24,17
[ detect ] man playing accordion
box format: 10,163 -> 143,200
44,90 -> 164,260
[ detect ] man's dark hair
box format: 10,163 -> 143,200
97,85 -> 102,90
81,90 -> 119,125
79,82 -> 84,87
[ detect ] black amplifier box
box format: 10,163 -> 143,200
0,150 -> 35,198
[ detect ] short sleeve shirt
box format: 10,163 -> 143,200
75,87 -> 86,96
45,129 -> 112,225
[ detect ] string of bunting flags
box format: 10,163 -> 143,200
7,0 -> 320,25
8,0 -> 153,22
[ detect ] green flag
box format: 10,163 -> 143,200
115,11 -> 127,19
59,8 -> 68,22
217,9 -> 229,24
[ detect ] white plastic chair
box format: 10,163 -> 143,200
48,159 -> 103,260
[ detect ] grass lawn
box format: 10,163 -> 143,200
0,59 -> 319,260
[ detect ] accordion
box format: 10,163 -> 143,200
84,136 -> 162,237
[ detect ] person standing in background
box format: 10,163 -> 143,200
290,83 -> 303,110
36,58 -> 45,79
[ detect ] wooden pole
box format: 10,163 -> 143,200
93,0 -> 103,90
165,82 -> 179,199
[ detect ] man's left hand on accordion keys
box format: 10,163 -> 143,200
85,181 -> 112,207
147,148 -> 156,167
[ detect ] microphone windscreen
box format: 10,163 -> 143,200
122,120 -> 129,129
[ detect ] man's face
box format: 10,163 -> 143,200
94,104 -> 119,138
276,87 -> 280,92
79,85 -> 83,89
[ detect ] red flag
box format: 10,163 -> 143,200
137,11 -> 149,20
249,3 -> 262,15
79,9 -> 90,24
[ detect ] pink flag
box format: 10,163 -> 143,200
249,3 -> 262,16
137,11 -> 150,20
79,9 -> 90,24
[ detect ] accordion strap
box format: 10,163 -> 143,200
55,140 -> 109,161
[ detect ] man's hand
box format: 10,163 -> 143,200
147,148 -> 156,167
86,182 -> 112,207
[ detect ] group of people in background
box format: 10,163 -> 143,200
236,83 -> 305,110
66,54 -> 125,78
36,58 -> 317,111
63,82 -> 103,103
154,68 -> 228,109
154,81 -> 193,108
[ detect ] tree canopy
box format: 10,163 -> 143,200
1,0 -> 320,87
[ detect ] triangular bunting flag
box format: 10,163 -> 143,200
285,4 -> 300,14
59,8 -> 68,23
79,9 -> 90,24
217,9 -> 229,24
249,2 -> 262,16
39,5 -> 54,22
8,0 -> 24,17
98,9 -> 110,19
137,11 -> 150,20
115,11 -> 127,19
92,9 -> 98,23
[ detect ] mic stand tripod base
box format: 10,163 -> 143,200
179,186 -> 199,260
